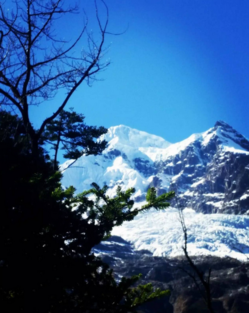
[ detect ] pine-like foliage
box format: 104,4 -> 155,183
143,187 -> 175,210
0,111 -> 173,313
43,109 -> 108,168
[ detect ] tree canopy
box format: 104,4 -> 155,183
43,108 -> 108,169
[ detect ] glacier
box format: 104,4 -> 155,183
112,207 -> 249,261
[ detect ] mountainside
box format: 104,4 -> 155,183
60,123 -> 249,312
61,121 -> 249,214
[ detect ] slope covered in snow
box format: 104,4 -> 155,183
112,208 -> 249,261
60,122 -> 249,261
60,125 -> 171,198
103,125 -> 171,150
61,121 -> 249,214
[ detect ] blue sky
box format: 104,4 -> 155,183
30,0 -> 249,146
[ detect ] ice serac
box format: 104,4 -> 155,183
61,122 -> 249,214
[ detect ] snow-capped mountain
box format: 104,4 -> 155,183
60,122 -> 249,260
61,121 -> 249,215
61,122 -> 249,309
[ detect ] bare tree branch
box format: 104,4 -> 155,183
178,208 -> 215,313
0,0 -> 112,159
0,87 -> 22,112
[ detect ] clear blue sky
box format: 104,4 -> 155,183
30,0 -> 249,146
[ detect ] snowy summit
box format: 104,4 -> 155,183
61,122 -> 249,260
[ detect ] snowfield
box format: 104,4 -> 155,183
112,207 -> 249,261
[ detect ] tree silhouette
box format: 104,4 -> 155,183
0,0 -> 110,159
0,111 -> 173,312
43,108 -> 108,169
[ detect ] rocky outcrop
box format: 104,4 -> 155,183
154,121 -> 249,214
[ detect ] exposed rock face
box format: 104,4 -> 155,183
156,121 -> 249,214
61,122 -> 249,215
95,237 -> 249,313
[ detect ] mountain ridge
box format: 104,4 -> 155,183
61,121 -> 249,214
60,121 -> 249,260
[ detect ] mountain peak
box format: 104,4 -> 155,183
103,125 -> 171,149
212,120 -> 249,151
214,120 -> 233,129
